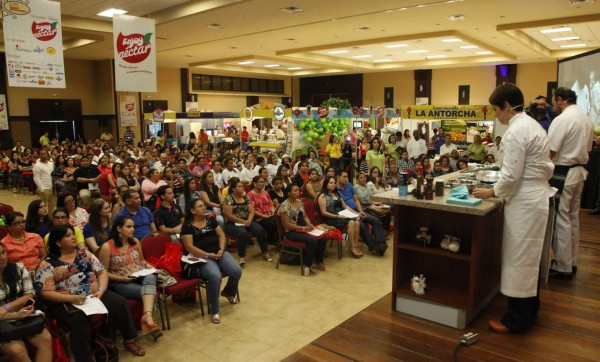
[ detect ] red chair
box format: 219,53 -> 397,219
0,226 -> 9,240
311,198 -> 345,259
97,174 -> 111,201
141,232 -> 203,330
0,203 -> 14,218
274,205 -> 306,275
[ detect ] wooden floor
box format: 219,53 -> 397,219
285,210 -> 600,362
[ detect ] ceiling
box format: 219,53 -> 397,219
2,0 -> 600,77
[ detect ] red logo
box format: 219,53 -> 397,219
32,22 -> 58,41
318,107 -> 329,118
125,103 -> 134,112
116,32 -> 153,64
352,106 -> 358,116
293,109 -> 301,117
0,103 -> 4,112
377,107 -> 384,118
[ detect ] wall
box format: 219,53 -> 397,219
431,66 -> 497,105
141,67 -> 182,112
363,71 -> 414,106
515,62 -> 557,102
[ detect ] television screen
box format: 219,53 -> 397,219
557,48 -> 600,127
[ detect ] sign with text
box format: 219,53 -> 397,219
113,15 -> 156,92
402,105 -> 494,121
2,0 -> 65,88
0,94 -> 8,130
119,95 -> 137,127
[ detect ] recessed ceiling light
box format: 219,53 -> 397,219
280,6 -> 303,14
264,64 -> 280,68
287,67 -> 303,70
560,43 -> 586,48
407,50 -> 428,53
460,45 -> 478,49
540,27 -> 572,34
476,51 -> 493,55
328,50 -> 349,54
373,59 -> 392,62
207,23 -> 225,29
442,38 -> 462,43
355,27 -> 371,31
352,55 -> 372,59
446,14 -> 465,21
385,44 -> 408,48
97,8 -> 127,17
427,55 -> 446,59
238,61 -> 254,65
551,36 -> 580,41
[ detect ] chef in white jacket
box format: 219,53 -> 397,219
473,83 -> 554,334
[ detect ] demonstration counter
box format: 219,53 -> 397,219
371,171 -> 503,329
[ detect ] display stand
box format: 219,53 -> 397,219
372,172 -> 503,329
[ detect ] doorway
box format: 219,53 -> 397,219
40,120 -> 76,143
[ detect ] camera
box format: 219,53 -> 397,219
526,102 -> 546,118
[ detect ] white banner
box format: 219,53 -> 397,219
119,95 -> 137,127
2,0 -> 65,88
113,15 -> 156,92
0,95 -> 8,130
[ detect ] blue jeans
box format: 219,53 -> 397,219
185,251 -> 242,314
224,221 -> 268,257
285,231 -> 327,266
109,273 -> 157,301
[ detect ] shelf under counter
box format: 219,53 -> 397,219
397,243 -> 471,262
396,281 -> 469,309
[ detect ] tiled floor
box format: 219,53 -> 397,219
1,190 -> 393,361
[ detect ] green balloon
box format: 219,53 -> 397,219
318,135 -> 324,141
306,137 -> 312,143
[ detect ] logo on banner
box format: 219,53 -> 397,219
125,103 -> 135,112
32,22 -> 58,41
153,108 -> 164,122
3,1 -> 30,16
116,32 -> 153,63
0,103 -> 4,112
318,107 -> 329,118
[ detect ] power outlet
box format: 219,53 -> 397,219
461,332 -> 478,345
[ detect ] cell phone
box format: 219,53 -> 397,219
21,298 -> 35,309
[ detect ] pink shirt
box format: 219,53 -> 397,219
248,190 -> 273,221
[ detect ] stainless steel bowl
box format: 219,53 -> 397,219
476,170 -> 501,183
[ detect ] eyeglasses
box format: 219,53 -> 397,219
10,221 -> 25,226
53,216 -> 68,220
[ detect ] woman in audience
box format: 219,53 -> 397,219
307,150 -> 323,177
35,225 -> 146,359
317,177 -> 363,258
414,159 -> 425,177
247,176 -> 277,243
366,137 -> 385,176
117,163 -> 140,190
199,170 -> 225,228
257,167 -> 272,191
163,166 -> 183,196
466,134 -> 487,163
18,152 -> 35,194
384,159 -> 401,188
52,155 -> 69,193
56,191 -> 89,229
1,212 -> 46,271
8,152 -> 21,193
305,168 -> 322,200
278,184 -> 327,276
0,241 -> 52,362
355,171 -> 392,232
387,135 -> 400,161
137,164 -> 150,186
367,167 -> 388,193
112,185 -> 130,216
321,167 -> 336,184
268,176 -> 287,208
179,177 -> 201,214
107,162 -> 121,192
181,198 -> 242,324
83,199 -> 112,254
141,169 -> 166,211
422,157 -> 433,175
439,155 -> 454,174
45,208 -> 86,249
293,161 -> 310,187
326,134 -> 343,172
239,158 -> 256,185
400,129 -> 411,149
222,177 -> 271,266
97,156 -> 113,175
457,159 -> 469,171
98,216 -> 162,340
25,199 -> 52,237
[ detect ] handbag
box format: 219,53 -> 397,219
0,311 -> 46,342
154,268 -> 177,287
367,205 -> 391,217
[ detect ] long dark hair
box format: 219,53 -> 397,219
0,242 -> 19,301
317,176 -> 340,201
182,177 -> 197,208
185,198 -> 202,224
56,191 -> 75,209
47,225 -> 75,259
88,199 -> 111,244
109,215 -> 136,247
25,199 -> 50,233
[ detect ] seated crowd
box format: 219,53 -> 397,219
0,127 -> 484,360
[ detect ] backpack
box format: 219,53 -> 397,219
92,334 -> 119,362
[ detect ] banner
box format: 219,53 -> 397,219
119,95 -> 137,127
2,0 -> 65,88
113,15 -> 156,92
401,105 -> 494,121
0,95 -> 8,130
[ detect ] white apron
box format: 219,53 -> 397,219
501,181 -> 551,298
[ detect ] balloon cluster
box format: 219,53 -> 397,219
297,117 -> 350,146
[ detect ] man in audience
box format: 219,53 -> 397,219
153,185 -> 184,241
33,149 -> 55,213
153,153 -> 171,173
73,155 -> 100,206
439,135 -> 458,156
115,189 -> 157,240
407,130 -> 427,160
336,170 -> 388,256
221,158 -> 239,186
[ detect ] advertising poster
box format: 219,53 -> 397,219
119,95 -> 137,127
0,94 -> 8,130
113,15 -> 156,92
2,0 -> 66,88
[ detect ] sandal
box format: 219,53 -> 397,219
220,292 -> 239,304
261,252 -> 273,262
141,311 -> 163,341
238,257 -> 246,267
124,340 -> 146,357
211,314 -> 221,324
349,247 -> 364,258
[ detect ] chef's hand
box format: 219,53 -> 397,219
472,188 -> 494,199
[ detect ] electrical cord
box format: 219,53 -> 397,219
453,341 -> 465,362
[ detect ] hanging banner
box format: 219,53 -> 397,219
119,95 -> 137,127
0,94 -> 8,130
113,15 -> 156,92
402,105 -> 493,121
2,0 -> 66,88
